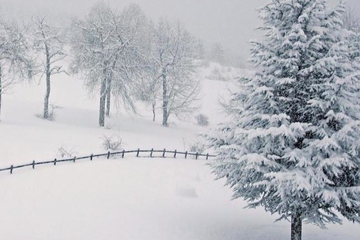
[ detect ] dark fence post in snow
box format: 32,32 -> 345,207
206,153 -> 209,160
54,158 -> 57,166
162,148 -> 166,158
195,152 -> 199,160
122,150 -> 125,158
150,148 -> 153,158
174,150 -> 177,158
32,161 -> 35,169
10,165 -> 13,174
107,151 -> 111,159
136,149 -> 140,157
90,154 -> 93,161
73,157 -> 76,163
185,151 -> 188,159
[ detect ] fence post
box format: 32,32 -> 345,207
185,151 -> 188,159
10,165 -> 13,174
73,156 -> 77,163
174,150 -> 177,158
206,153 -> 209,160
195,152 -> 199,160
54,158 -> 57,166
122,150 -> 125,158
136,148 -> 140,157
32,160 -> 35,169
90,154 -> 93,161
107,151 -> 111,159
150,148 -> 153,158
162,148 -> 166,158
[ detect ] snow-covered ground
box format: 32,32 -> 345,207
0,64 -> 358,239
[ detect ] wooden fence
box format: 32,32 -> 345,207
0,149 -> 216,175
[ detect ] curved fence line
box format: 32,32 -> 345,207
0,149 -> 216,175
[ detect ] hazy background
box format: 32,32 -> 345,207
1,0 -> 359,65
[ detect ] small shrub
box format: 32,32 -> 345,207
189,141 -> 205,154
195,114 -> 209,127
105,123 -> 115,130
101,134 -> 122,151
208,67 -> 228,81
56,146 -> 77,158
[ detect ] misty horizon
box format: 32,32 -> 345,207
1,0 -> 359,65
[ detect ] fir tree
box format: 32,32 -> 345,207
206,1 -> 360,240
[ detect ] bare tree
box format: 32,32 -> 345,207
70,2 -> 114,127
131,20 -> 160,122
33,16 -> 67,119
150,19 -> 200,126
70,2 -> 146,126
106,4 -> 148,117
0,18 -> 33,119
136,63 -> 161,121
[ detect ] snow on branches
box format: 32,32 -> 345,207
206,0 -> 360,239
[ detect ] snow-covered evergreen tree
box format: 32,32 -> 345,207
206,1 -> 360,240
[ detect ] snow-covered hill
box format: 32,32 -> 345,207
0,63 -> 358,240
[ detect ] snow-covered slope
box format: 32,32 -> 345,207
0,63 -> 358,240
0,158 -> 358,240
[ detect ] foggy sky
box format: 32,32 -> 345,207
1,0 -> 359,63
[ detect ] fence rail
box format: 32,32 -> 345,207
0,149 -> 216,174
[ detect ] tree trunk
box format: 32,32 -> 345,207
162,68 -> 168,126
291,211 -> 302,240
152,101 -> 156,122
106,58 -> 118,118
99,74 -> 107,127
43,43 -> 51,119
105,76 -> 111,117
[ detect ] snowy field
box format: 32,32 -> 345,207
0,64 -> 359,239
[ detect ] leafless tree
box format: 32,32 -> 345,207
32,16 -> 67,119
106,4 -> 148,117
70,2 -> 146,126
149,19 -> 201,126
0,18 -> 33,119
131,20 -> 160,121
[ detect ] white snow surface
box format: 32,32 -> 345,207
0,64 -> 358,240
